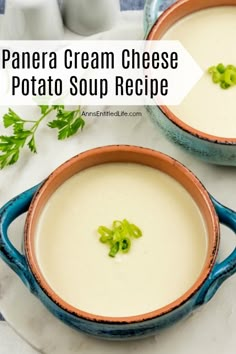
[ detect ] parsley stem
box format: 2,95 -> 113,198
31,107 -> 54,133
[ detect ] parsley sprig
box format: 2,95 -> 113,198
48,106 -> 85,140
0,105 -> 84,169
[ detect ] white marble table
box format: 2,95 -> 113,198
0,323 -> 38,354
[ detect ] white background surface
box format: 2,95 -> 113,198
0,323 -> 37,354
0,8 -> 236,354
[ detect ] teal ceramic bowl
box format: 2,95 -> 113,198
144,0 -> 236,166
1,146 -> 236,339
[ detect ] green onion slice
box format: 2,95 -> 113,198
97,219 -> 143,258
208,63 -> 236,89
120,238 -> 131,253
109,242 -> 120,257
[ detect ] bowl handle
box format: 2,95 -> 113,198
144,0 -> 176,37
0,184 -> 40,293
197,197 -> 236,304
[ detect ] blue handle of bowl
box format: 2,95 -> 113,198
144,0 -> 177,37
0,184 -> 41,293
198,197 -> 236,304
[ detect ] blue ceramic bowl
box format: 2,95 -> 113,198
144,0 -> 236,166
0,146 -> 236,340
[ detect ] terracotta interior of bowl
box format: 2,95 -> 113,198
25,146 -> 219,323
148,0 -> 236,144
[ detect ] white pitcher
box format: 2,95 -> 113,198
62,0 -> 120,36
0,0 -> 64,39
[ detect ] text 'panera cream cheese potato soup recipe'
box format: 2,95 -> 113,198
0,42 -> 184,103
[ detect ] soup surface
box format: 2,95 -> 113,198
162,7 -> 236,138
36,163 -> 208,317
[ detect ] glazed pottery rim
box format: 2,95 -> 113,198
24,145 -> 219,324
147,0 -> 236,145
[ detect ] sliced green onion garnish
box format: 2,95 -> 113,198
113,220 -> 123,229
130,224 -> 142,238
207,63 -> 236,89
98,226 -> 113,243
109,242 -> 120,257
212,71 -> 221,83
226,65 -> 234,70
220,81 -> 230,89
97,219 -> 142,258
224,70 -> 236,85
113,229 -> 122,243
120,238 -> 131,253
208,66 -> 216,74
216,63 -> 225,74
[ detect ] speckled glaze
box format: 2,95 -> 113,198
144,0 -> 236,166
1,146 -> 236,340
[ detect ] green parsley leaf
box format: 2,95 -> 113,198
39,105 -> 49,115
48,107 -> 85,140
0,105 -> 84,169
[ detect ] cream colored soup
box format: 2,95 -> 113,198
162,7 -> 236,138
36,163 -> 207,317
